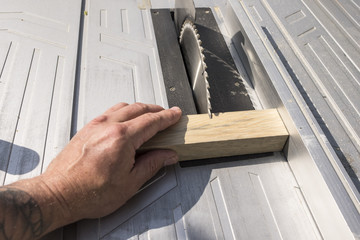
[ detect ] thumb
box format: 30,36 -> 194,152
132,149 -> 179,188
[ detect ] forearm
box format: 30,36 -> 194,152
0,176 -> 72,239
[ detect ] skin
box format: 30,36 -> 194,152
0,102 -> 182,239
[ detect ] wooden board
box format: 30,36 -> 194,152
140,109 -> 289,161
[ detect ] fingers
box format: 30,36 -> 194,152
107,102 -> 165,123
127,106 -> 182,149
132,149 -> 179,188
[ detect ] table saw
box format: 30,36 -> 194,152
0,0 -> 360,239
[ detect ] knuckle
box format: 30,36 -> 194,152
106,102 -> 128,113
117,124 -> 129,137
134,102 -> 149,111
142,113 -> 162,135
145,112 -> 161,122
119,102 -> 128,106
109,105 -> 117,111
90,114 -> 108,124
108,123 -> 128,137
117,102 -> 129,109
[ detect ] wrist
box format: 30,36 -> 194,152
9,174 -> 75,235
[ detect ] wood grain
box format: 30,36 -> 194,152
140,109 -> 289,161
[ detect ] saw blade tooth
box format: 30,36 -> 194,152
205,79 -> 210,89
207,94 -> 212,118
179,19 -> 192,43
203,62 -> 207,70
202,56 -> 207,69
207,89 -> 211,100
204,69 -> 211,116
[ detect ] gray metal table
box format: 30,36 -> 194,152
0,0 -> 359,239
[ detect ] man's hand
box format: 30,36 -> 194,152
2,103 -> 182,239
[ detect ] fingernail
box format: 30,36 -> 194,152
170,106 -> 181,113
164,154 -> 179,166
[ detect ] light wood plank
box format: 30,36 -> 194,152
140,109 -> 289,161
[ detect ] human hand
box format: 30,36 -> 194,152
42,103 -> 181,222
2,103 -> 181,239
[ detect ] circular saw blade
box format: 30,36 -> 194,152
179,19 -> 212,118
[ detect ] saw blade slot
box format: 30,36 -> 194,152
152,8 -> 254,116
151,8 -> 257,167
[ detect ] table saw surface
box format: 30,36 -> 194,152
0,0 -> 360,239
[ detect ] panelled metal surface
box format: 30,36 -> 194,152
0,1 -> 81,184
227,0 -> 359,238
241,0 -> 360,189
0,0 -> 359,239
75,0 -> 168,129
98,155 -> 321,240
0,2 -> 81,238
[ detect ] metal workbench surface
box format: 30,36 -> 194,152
0,0 -> 359,239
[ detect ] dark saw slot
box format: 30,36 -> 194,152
151,8 -> 260,168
